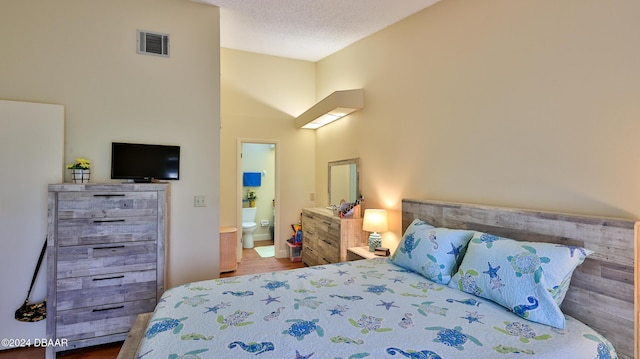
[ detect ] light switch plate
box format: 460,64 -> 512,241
194,195 -> 206,207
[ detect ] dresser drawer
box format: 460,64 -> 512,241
56,216 -> 157,246
312,216 -> 337,234
56,191 -> 158,219
56,270 -> 157,311
302,226 -> 318,244
315,225 -> 339,245
302,209 -> 343,266
301,236 -> 339,265
56,298 -> 156,342
301,212 -> 317,232
302,243 -> 327,266
314,236 -> 340,262
56,242 -> 157,279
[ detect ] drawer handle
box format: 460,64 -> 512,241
322,221 -> 331,225
93,275 -> 125,281
92,305 -> 124,312
323,240 -> 333,245
94,245 -> 125,250
93,194 -> 126,197
93,219 -> 126,223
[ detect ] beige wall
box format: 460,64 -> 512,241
0,0 -> 221,288
315,0 -> 640,249
220,48 -> 316,257
3,0 -> 637,289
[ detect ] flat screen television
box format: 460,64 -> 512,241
111,142 -> 180,182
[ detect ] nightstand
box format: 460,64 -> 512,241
347,246 -> 377,261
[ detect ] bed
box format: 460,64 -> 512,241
118,199 -> 636,359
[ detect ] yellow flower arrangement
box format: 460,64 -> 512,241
247,190 -> 257,200
66,157 -> 91,170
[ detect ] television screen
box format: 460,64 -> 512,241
111,142 -> 180,182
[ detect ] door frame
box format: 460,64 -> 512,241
237,138 -> 281,259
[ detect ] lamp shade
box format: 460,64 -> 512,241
362,209 -> 388,233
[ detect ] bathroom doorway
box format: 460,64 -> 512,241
238,139 -> 279,259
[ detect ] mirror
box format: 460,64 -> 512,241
328,158 -> 360,206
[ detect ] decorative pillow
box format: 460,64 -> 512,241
449,232 -> 592,328
391,218 -> 474,284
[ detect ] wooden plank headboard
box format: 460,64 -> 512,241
401,199 -> 636,359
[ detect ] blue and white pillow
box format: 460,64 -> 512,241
391,219 -> 474,284
449,232 -> 592,328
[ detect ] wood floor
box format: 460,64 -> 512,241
0,241 -> 304,359
220,240 -> 304,278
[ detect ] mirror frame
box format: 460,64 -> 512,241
328,158 -> 360,206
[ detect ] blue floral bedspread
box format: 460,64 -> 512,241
136,258 -> 616,358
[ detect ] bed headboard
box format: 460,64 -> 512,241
401,199 -> 636,359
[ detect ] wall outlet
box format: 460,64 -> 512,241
309,192 -> 315,201
194,195 -> 206,207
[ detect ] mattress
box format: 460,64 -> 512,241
136,258 -> 616,358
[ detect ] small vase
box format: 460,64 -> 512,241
368,233 -> 382,252
249,200 -> 256,207
71,169 -> 90,184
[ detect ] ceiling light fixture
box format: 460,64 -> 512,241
295,89 -> 364,129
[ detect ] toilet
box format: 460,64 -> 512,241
242,207 -> 257,248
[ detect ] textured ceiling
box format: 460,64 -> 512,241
198,0 -> 441,62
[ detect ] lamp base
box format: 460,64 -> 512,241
368,232 -> 381,252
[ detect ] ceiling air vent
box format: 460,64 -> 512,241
137,30 -> 169,57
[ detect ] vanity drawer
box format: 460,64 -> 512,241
56,270 -> 157,311
302,208 -> 361,266
301,236 -> 339,265
56,241 -> 157,279
302,224 -> 318,242
303,212 -> 338,239
302,214 -> 319,244
301,212 -> 317,231
57,191 -> 158,219
312,216 -> 338,234
312,222 -> 339,262
302,243 -> 326,266
315,225 -> 339,245
56,298 -> 156,342
302,243 -> 336,265
314,236 -> 340,263
56,216 -> 158,246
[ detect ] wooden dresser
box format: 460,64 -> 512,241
46,183 -> 168,358
300,208 -> 365,266
219,226 -> 238,273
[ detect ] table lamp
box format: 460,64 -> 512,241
363,209 -> 388,252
